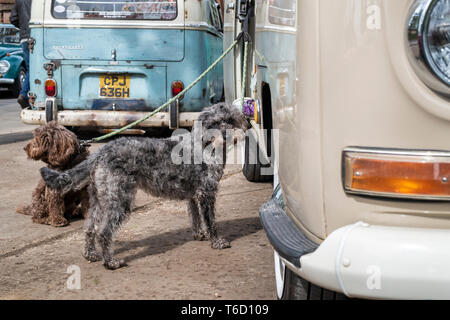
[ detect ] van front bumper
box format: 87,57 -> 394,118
260,198 -> 450,300
0,78 -> 14,85
20,108 -> 199,128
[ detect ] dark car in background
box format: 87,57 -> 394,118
0,24 -> 25,97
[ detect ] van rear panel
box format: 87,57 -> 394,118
43,28 -> 184,62
27,0 -> 224,116
61,64 -> 167,111
37,0 -> 185,112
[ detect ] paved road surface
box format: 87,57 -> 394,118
0,93 -> 38,141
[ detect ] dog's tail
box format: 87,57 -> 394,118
40,157 -> 94,195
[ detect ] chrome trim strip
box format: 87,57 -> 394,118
344,146 -> 450,158
344,189 -> 450,201
30,23 -> 185,28
342,146 -> 450,201
30,23 -> 222,37
0,78 -> 14,84
30,23 -> 221,32
255,25 -> 296,35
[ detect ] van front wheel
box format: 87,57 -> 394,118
274,251 -> 346,300
11,66 -> 26,98
242,132 -> 272,183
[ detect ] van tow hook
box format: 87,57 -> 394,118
43,62 -> 56,78
27,92 -> 36,107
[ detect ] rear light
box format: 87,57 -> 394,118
171,80 -> 184,97
343,147 -> 450,200
45,79 -> 57,97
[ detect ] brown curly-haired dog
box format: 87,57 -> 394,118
16,121 -> 90,227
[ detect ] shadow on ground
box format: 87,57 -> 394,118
115,217 -> 263,264
0,90 -> 16,100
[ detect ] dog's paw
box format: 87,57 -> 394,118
49,217 -> 69,227
16,205 -> 32,216
82,250 -> 102,263
193,231 -> 209,241
104,258 -> 127,270
31,216 -> 50,225
51,221 -> 69,227
211,238 -> 231,250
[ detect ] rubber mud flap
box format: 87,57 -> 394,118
46,100 -> 54,123
169,100 -> 179,129
260,198 -> 318,267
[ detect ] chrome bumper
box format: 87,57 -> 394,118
0,78 -> 14,84
20,108 -> 199,128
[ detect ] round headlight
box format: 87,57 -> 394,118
0,60 -> 10,74
407,0 -> 450,97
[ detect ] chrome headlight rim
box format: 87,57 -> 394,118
407,0 -> 450,98
0,60 -> 10,74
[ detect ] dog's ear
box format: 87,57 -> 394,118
25,126 -> 47,160
46,123 -> 79,167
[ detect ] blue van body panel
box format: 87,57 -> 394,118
255,31 -> 296,107
169,30 -> 224,111
30,27 -> 223,114
61,65 -> 168,110
255,31 -> 296,64
43,28 -> 185,62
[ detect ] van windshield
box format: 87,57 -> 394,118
52,0 -> 177,20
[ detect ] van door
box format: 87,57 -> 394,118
42,0 -> 184,111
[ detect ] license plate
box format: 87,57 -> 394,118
99,74 -> 130,98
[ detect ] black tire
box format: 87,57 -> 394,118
66,126 -> 81,136
11,66 -> 26,98
242,132 -> 273,183
281,267 -> 347,300
219,87 -> 225,102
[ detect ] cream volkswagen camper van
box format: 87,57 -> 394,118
225,0 -> 450,299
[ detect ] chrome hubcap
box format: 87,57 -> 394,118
274,251 -> 286,299
19,71 -> 25,86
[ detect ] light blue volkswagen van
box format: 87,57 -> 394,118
21,0 -> 224,130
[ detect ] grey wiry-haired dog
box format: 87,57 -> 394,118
40,103 -> 248,270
